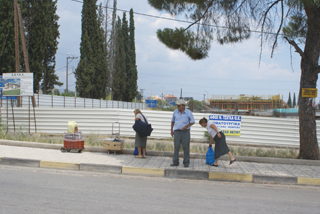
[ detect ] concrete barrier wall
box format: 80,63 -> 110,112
1,107 -> 320,147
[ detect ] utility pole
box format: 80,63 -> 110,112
14,0 -> 19,73
140,89 -> 144,101
66,55 -> 78,93
17,4 -> 30,73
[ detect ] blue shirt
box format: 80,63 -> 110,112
171,109 -> 195,131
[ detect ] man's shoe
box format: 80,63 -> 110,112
183,164 -> 189,168
170,163 -> 179,166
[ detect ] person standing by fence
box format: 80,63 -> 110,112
170,100 -> 195,168
134,109 -> 148,158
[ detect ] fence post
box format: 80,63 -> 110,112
52,94 -> 53,108
38,93 -> 39,107
64,96 -> 65,108
92,99 -> 94,108
84,98 -> 85,108
75,95 -> 76,108
100,99 -> 101,108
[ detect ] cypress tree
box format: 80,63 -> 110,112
93,3 -> 109,99
108,0 -> 117,99
293,93 -> 296,108
122,12 -> 132,102
287,92 -> 292,108
23,0 -> 62,93
76,0 -> 108,98
0,0 -> 15,74
128,8 -> 138,100
75,30 -> 94,97
113,17 -> 126,100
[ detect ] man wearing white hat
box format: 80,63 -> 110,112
170,100 -> 195,167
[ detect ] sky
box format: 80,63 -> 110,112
54,0 -> 311,102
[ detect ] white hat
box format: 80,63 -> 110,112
176,100 -> 186,105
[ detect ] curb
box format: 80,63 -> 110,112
122,166 -> 164,176
2,139 -> 320,166
1,157 -> 320,187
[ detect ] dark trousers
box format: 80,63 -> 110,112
173,130 -> 190,165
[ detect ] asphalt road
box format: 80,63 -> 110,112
0,165 -> 320,214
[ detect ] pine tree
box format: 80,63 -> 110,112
148,0 -> 320,159
23,0 -> 62,93
113,17 -> 126,100
287,92 -> 292,108
0,0 -> 15,74
293,93 -> 296,108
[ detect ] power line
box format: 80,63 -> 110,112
70,0 -> 284,36
56,66 -> 66,71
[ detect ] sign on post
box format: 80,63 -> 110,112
302,88 -> 317,98
209,115 -> 242,136
2,73 -> 33,96
0,76 -> 17,100
145,99 -> 157,108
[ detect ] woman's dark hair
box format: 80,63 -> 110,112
199,117 -> 207,124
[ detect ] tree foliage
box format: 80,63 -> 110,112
0,0 -> 62,93
112,10 -> 138,101
127,9 -> 138,101
23,0 -> 62,94
293,92 -> 297,107
148,0 -> 320,159
76,0 -> 109,99
287,92 -> 292,108
113,16 -> 126,100
0,0 -> 16,74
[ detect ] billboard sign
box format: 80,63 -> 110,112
2,73 -> 33,96
145,99 -> 157,108
209,115 -> 242,136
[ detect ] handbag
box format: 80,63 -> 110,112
132,113 -> 153,137
206,146 -> 216,165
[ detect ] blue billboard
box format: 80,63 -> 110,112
145,99 -> 157,108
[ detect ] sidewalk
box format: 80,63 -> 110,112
1,141 -> 320,186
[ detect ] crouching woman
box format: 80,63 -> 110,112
199,117 -> 236,167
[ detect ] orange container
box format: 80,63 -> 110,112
63,139 -> 84,149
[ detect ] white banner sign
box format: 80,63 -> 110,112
209,115 -> 242,136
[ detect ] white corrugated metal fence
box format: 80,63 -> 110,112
1,107 -> 320,147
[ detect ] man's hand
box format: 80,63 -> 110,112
217,133 -> 222,138
182,125 -> 188,131
209,143 -> 212,147
171,129 -> 174,137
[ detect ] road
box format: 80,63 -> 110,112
0,165 -> 319,214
